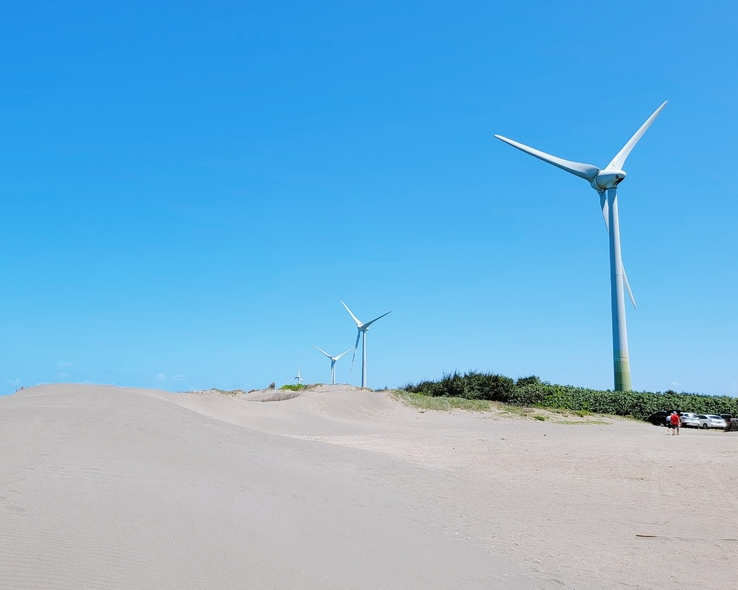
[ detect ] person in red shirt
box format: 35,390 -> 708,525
669,411 -> 681,435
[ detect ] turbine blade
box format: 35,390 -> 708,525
362,311 -> 391,330
495,135 -> 599,181
600,191 -> 610,233
350,330 -> 360,370
599,193 -> 636,308
622,266 -> 637,309
312,344 -> 332,359
341,300 -> 362,327
335,348 -> 354,361
607,101 -> 667,171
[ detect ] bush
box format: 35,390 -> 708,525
403,371 -> 514,402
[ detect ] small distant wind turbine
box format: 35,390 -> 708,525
341,301 -> 391,389
282,362 -> 308,387
495,101 -> 667,392
312,345 -> 353,385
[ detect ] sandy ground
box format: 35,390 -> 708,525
1,384 -> 736,589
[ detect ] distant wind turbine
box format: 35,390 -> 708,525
495,101 -> 667,392
282,362 -> 308,387
341,301 -> 391,389
312,345 -> 353,385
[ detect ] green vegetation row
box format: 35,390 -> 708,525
401,372 -> 738,421
280,384 -> 307,392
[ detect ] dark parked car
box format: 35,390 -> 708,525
647,410 -> 675,426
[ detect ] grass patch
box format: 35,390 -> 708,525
260,391 -> 301,402
391,390 -> 496,412
191,388 -> 248,396
541,407 -> 594,418
392,390 -> 612,424
557,419 -> 610,425
280,384 -> 307,392
501,405 -> 535,417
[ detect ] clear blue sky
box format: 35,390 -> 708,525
1,0 -> 736,396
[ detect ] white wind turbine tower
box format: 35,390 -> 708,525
282,362 -> 308,387
341,301 -> 391,389
312,345 -> 353,385
495,101 -> 667,392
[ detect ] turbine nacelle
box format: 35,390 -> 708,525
591,169 -> 626,191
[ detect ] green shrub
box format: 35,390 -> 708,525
403,371 -> 514,402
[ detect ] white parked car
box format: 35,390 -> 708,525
697,414 -> 726,429
679,412 -> 700,428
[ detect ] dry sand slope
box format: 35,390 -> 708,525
1,384 -> 736,589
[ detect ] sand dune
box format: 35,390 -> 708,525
1,384 -> 736,589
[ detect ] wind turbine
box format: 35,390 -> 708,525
312,345 -> 353,385
282,362 -> 308,387
495,101 -> 667,392
341,301 -> 391,388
